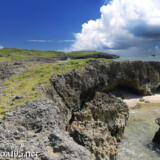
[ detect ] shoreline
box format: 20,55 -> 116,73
123,92 -> 160,108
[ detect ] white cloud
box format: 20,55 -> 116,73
59,40 -> 75,43
0,45 -> 4,49
71,0 -> 160,54
28,40 -> 47,43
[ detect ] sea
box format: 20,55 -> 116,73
116,55 -> 160,160
115,55 -> 160,62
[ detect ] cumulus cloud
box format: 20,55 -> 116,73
0,45 -> 4,49
72,0 -> 160,55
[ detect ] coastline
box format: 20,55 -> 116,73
124,93 -> 160,108
1,53 -> 160,159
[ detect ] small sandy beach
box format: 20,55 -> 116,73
121,90 -> 160,107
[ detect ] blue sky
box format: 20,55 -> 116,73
0,0 -> 105,50
1,0 -> 160,55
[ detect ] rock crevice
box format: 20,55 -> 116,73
49,61 -> 160,159
1,61 -> 160,159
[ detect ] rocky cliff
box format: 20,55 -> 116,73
0,100 -> 90,160
67,53 -> 120,60
0,61 -> 160,159
49,61 -> 160,159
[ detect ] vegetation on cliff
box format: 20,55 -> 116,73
0,58 -> 112,119
1,51 -> 160,159
0,48 -> 108,61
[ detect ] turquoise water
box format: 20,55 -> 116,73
115,55 -> 160,62
114,55 -> 160,159
118,105 -> 160,160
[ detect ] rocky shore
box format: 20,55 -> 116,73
152,118 -> 160,145
28,52 -> 120,63
67,53 -> 120,60
0,62 -> 25,80
0,60 -> 160,159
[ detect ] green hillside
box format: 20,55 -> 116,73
0,48 -> 101,61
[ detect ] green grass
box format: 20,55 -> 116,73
0,48 -> 65,61
0,58 -> 112,119
0,48 -> 104,61
65,51 -> 100,56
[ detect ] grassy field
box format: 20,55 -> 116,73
0,48 -> 65,61
0,48 -> 102,61
66,51 -> 100,56
0,58 -> 112,119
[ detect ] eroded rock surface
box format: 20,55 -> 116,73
51,61 -> 160,110
1,61 -> 160,159
49,61 -> 160,159
50,61 -> 160,124
0,62 -> 25,80
68,53 -> 119,60
69,92 -> 128,160
0,100 -> 90,160
152,118 -> 160,145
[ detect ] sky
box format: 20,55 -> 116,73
1,0 -> 160,56
0,0 -> 104,51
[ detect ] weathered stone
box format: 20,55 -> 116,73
152,118 -> 160,145
145,100 -> 151,104
133,105 -> 141,109
139,98 -> 145,102
12,95 -> 24,101
152,128 -> 160,145
1,60 -> 160,159
0,100 -> 90,160
155,118 -> 160,126
50,61 -> 160,116
68,53 -> 120,60
69,92 -> 128,160
0,62 -> 25,80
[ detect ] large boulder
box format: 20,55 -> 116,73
152,118 -> 160,144
69,92 -> 128,160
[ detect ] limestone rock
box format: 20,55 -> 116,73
0,100 -> 90,160
133,105 -> 141,109
68,53 -> 120,60
1,60 -> 160,159
49,61 -> 160,159
155,118 -> 160,126
69,92 -> 128,160
152,118 -> 160,145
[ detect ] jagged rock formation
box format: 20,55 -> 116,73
0,62 -> 25,80
50,61 -> 160,121
69,92 -> 128,160
152,118 -> 160,144
51,61 -> 160,109
0,100 -> 90,160
1,60 -> 160,159
67,53 -> 120,60
49,60 -> 160,159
